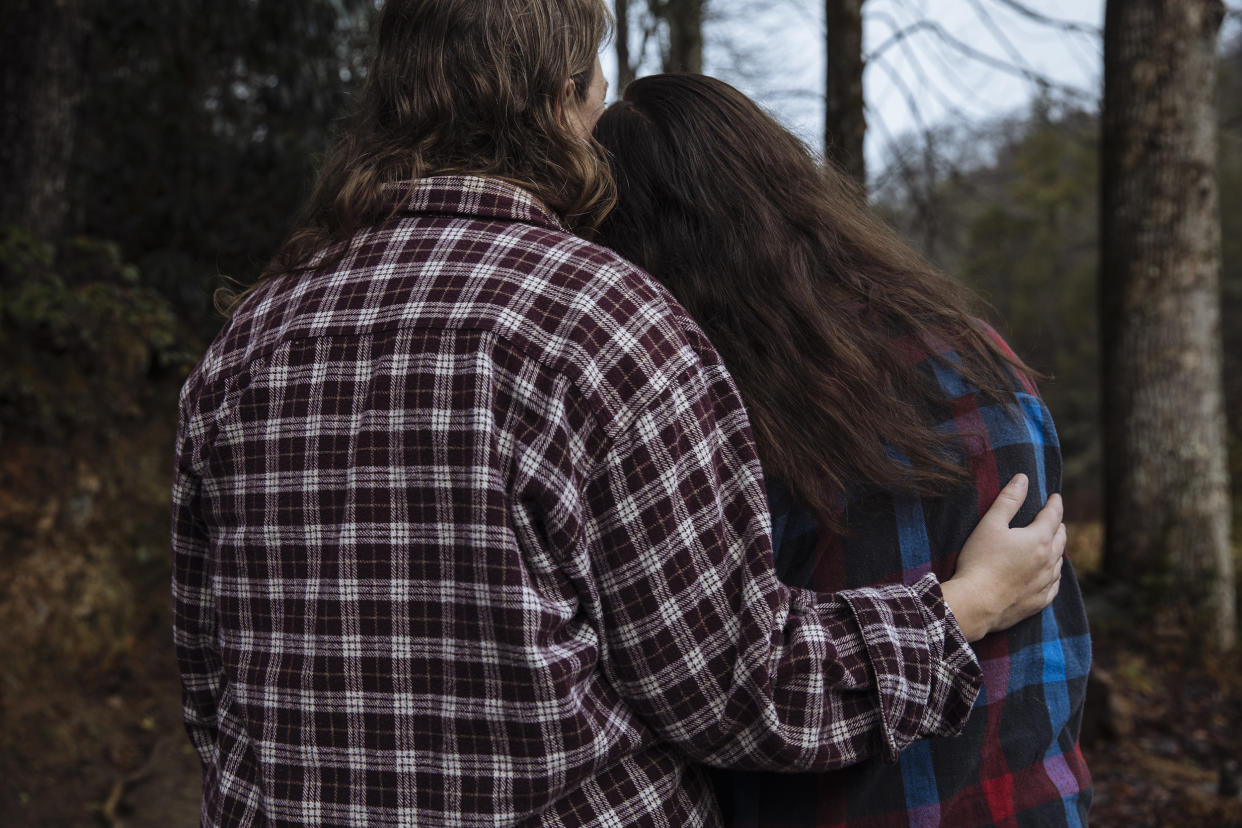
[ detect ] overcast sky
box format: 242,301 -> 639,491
603,1 -> 1239,174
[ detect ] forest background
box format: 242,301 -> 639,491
1,0 -> 1241,825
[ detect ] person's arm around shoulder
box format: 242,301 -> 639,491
579,320 -> 1064,771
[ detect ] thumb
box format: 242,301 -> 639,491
984,473 -> 1028,527
1028,492 -> 1064,535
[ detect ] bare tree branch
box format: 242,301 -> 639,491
865,17 -> 1095,102
863,12 -> 986,125
771,0 -> 821,32
1062,23 -> 1104,77
967,0 -> 1038,76
910,13 -> 1016,117
862,96 -> 944,257
984,0 -> 1101,37
866,19 -> 939,64
867,53 -> 930,135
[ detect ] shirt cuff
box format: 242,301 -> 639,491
840,573 -> 983,762
912,573 -> 983,739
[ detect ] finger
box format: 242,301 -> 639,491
1028,492 -> 1064,536
1047,555 -> 1064,586
983,474 -> 1028,527
1045,575 -> 1061,605
1053,522 -> 1068,558
1037,556 -> 1063,592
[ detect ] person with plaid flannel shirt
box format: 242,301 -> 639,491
172,2 -> 1069,825
593,74 -> 1091,827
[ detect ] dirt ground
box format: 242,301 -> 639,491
1,515 -> 1239,826
1075,591 -> 1242,827
0,582 -> 204,827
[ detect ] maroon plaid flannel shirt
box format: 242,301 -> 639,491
171,175 -> 983,827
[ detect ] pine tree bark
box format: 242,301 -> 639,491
1101,0 -> 1235,650
615,0 -> 637,91
824,0 -> 866,187
0,0 -> 86,244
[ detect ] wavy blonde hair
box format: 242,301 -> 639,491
223,0 -> 613,312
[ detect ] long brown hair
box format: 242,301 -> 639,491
222,0 -> 614,313
593,73 -> 1032,532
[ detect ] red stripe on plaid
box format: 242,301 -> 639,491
709,324 -> 1091,827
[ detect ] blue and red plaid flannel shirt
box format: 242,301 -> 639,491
711,327 -> 1092,827
171,176 -> 986,827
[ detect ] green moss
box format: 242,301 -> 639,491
0,228 -> 195,438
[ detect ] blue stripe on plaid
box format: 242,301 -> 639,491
1063,797 -> 1085,828
975,632 -> 1091,703
1014,391 -> 1050,493
896,494 -> 934,579
928,351 -> 970,399
976,396 -> 1052,447
1041,615 -> 1070,711
974,632 -> 1091,723
900,741 -> 939,808
714,325 -> 1091,826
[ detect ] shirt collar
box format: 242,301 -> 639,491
390,175 -> 566,232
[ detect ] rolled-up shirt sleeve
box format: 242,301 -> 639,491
580,355 -> 983,771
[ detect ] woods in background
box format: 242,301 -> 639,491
0,5 -> 375,821
0,0 -> 1240,822
0,0 -> 1238,675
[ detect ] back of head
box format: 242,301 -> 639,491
594,74 -> 1027,529
594,73 -> 878,284
364,0 -> 611,205
594,74 -> 837,285
257,0 -> 614,286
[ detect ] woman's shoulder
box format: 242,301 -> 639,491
890,318 -> 1039,401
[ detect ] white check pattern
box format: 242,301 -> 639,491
171,175 -> 981,826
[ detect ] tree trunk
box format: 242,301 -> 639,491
653,0 -> 704,74
824,0 -> 866,188
1100,0 -> 1235,650
0,0 -> 86,244
615,0 -> 637,91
